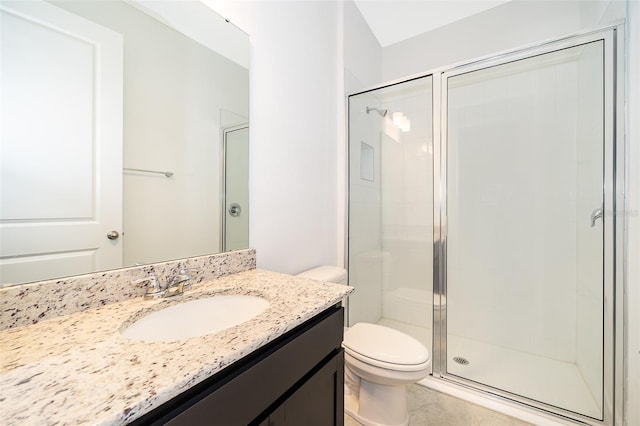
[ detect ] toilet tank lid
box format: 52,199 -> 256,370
297,265 -> 347,283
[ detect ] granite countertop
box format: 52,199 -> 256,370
0,269 -> 353,425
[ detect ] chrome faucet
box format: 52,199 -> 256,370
132,275 -> 164,299
132,269 -> 196,299
164,269 -> 195,297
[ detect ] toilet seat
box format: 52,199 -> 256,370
343,323 -> 430,372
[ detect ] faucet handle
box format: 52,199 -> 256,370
131,275 -> 164,299
175,268 -> 199,290
178,267 -> 199,276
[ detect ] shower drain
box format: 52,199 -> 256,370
453,356 -> 470,365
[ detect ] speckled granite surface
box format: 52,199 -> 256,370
0,269 -> 353,425
0,249 -> 256,330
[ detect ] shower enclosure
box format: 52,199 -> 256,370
347,27 -> 622,425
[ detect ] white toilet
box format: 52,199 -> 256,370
297,266 -> 430,426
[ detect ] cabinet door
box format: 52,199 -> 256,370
268,351 -> 344,426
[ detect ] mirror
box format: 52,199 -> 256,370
0,0 -> 249,286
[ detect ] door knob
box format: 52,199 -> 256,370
228,203 -> 242,217
107,230 -> 120,240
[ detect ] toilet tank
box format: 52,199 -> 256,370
297,265 -> 347,285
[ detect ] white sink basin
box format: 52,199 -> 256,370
120,295 -> 269,342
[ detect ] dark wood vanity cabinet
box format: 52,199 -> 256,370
260,350 -> 344,426
131,306 -> 344,426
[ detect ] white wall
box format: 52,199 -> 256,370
206,1 -> 341,274
381,0 -> 625,82
343,0 -> 382,94
202,0 -> 382,278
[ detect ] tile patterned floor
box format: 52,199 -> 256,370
345,384 -> 533,426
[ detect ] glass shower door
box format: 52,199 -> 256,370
443,34 -> 612,421
348,77 -> 434,357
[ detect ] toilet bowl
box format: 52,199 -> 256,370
297,266 -> 430,426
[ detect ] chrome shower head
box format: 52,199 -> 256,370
366,106 -> 388,117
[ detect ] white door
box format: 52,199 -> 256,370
0,1 -> 123,285
223,125 -> 249,251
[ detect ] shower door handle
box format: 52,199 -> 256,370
590,206 -> 603,227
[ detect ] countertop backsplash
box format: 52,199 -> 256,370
0,249 -> 256,330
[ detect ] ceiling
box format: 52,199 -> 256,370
353,0 -> 512,47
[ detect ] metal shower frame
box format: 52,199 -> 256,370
345,23 -> 626,426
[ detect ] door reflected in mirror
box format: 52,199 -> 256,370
0,0 -> 249,286
223,125 -> 250,252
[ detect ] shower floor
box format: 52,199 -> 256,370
376,318 -> 601,420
